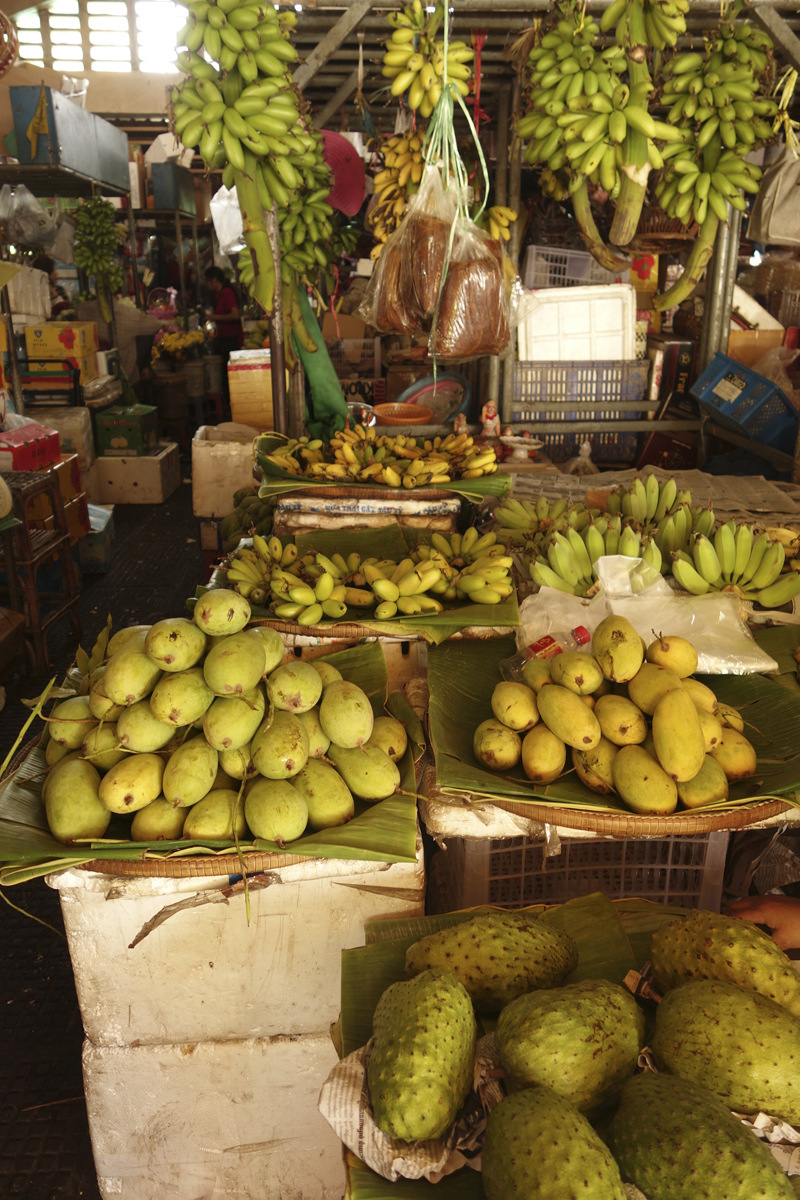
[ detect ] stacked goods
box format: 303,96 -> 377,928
73,198 -> 124,322
42,599 -> 409,847
221,529 -> 513,621
260,425 -> 499,486
219,486 -> 273,553
493,479 -> 800,606
473,619 -> 758,815
171,0 -> 321,352
518,0 -> 780,306
357,907 -> 797,1198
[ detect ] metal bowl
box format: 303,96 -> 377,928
346,401 -> 376,428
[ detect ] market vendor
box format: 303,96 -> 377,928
32,254 -> 69,318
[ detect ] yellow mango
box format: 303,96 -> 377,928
537,685 -> 602,751
521,725 -> 566,783
709,727 -> 757,781
627,663 -> 683,716
645,634 -> 698,678
678,756 -> 729,809
652,689 -> 706,782
572,736 -> 618,795
611,745 -> 678,815
593,694 -> 648,746
592,615 -> 644,682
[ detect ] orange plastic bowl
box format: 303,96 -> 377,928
374,403 -> 434,426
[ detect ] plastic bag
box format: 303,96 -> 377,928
0,185 -> 56,248
50,213 -> 76,266
402,166 -> 458,317
752,346 -> 799,408
356,226 -> 420,335
430,222 -> 508,359
209,185 -> 244,255
562,441 -> 599,475
517,555 -> 779,674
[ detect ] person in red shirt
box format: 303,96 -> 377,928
205,266 -> 243,414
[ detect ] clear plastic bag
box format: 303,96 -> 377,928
430,221 -> 508,359
209,185 -> 244,255
0,185 -> 56,248
402,166 -> 458,317
356,226 -> 420,335
518,555 -> 779,675
752,347 -> 799,408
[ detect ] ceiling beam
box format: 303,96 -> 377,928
313,66 -> 361,127
293,0 -> 374,90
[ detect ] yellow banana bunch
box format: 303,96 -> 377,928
477,205 -> 517,243
225,532 -> 299,607
382,3 -> 474,117
368,130 -> 427,256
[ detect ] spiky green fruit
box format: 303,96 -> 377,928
404,914 -> 578,1015
650,909 -> 800,1018
367,969 -> 475,1142
482,1088 -> 626,1200
496,979 -> 645,1114
652,979 -> 800,1126
609,1073 -> 794,1200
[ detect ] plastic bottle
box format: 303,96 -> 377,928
499,625 -> 592,681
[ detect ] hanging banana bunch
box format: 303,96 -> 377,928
475,205 -> 518,243
382,1 -> 474,118
653,0 -> 777,311
368,130 -> 426,258
73,197 -> 124,323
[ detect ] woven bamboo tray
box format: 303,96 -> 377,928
261,483 -> 468,502
420,766 -> 793,838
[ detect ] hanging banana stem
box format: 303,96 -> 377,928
610,0 -> 651,248
571,181 -> 630,272
233,159 -> 276,316
653,211 -> 719,311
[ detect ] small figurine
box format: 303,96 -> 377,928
480,399 -> 501,440
453,411 -> 468,436
502,425 -> 513,437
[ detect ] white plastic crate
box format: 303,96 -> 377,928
523,244 -> 630,290
517,283 -> 637,362
431,833 -> 729,913
779,289 -> 800,328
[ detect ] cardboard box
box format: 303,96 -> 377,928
95,405 -> 159,457
31,493 -> 91,546
199,518 -> 222,551
96,443 -> 181,505
0,606 -> 25,676
228,357 -> 275,431
321,312 -> 367,339
80,461 -> 100,503
0,424 -> 61,471
78,504 -> 116,572
727,328 -> 786,369
27,353 -> 98,385
630,254 -> 659,293
191,424 -> 261,519
24,322 -> 98,358
27,454 -> 81,520
32,407 -> 96,470
636,292 -> 661,334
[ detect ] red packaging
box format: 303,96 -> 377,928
0,424 -> 61,471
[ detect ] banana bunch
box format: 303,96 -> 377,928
225,533 -> 297,607
529,514 -> 659,596
219,487 -> 273,553
412,530 -> 515,607
601,0 -> 688,51
382,1 -> 474,116
493,497 -> 541,536
476,206 -> 518,243
368,130 -> 426,257
670,522 -> 800,608
539,167 -> 571,201
73,198 -> 124,321
260,426 -> 498,488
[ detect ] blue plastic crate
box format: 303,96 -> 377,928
691,352 -> 797,452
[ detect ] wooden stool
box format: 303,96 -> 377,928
206,392 -> 225,423
0,471 -> 82,673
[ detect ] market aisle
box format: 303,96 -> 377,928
0,481 -> 203,1200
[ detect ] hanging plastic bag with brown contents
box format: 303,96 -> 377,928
356,224 -> 420,336
402,166 -> 459,318
431,223 -> 510,360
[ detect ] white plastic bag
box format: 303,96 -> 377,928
209,185 -> 244,255
0,185 -> 56,247
518,555 -> 778,674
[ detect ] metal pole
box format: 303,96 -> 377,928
127,204 -> 143,310
192,214 -> 201,310
1,290 -> 24,414
487,85 -> 511,411
174,210 -> 188,329
288,363 -> 306,440
265,202 -> 288,436
501,74 -> 522,426
717,205 -> 742,357
697,204 -> 731,375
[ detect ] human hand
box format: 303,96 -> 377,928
724,894 -> 800,951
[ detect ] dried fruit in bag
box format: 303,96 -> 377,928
356,235 -> 420,335
433,240 -> 509,359
406,213 -> 450,316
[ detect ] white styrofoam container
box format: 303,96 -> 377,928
96,442 -> 181,505
517,283 -> 637,363
273,493 -> 461,535
191,423 -> 261,518
83,1033 -> 344,1200
32,405 -> 96,469
48,831 -> 424,1048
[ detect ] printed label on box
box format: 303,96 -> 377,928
713,373 -> 747,404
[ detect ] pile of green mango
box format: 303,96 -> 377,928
475,618 -> 757,815
42,591 -> 410,848
219,487 -> 274,554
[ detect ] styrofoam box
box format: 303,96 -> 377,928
517,284 -> 637,362
96,442 -> 180,505
48,830 -> 424,1048
83,1033 -> 344,1200
191,423 -> 262,518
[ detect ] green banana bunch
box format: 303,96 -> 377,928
220,487 -> 273,552
382,1 -> 473,116
668,520 -> 800,607
73,197 -> 124,321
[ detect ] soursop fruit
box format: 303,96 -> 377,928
482,1087 -> 626,1200
496,979 -> 645,1114
404,913 -> 578,1014
652,979 -> 800,1126
608,1073 -> 794,1200
650,909 -> 800,1018
367,969 -> 476,1142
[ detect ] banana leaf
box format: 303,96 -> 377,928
0,642 -> 419,882
428,636 -> 800,814
614,898 -> 694,970
755,625 -> 800,692
339,893 -> 638,1200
